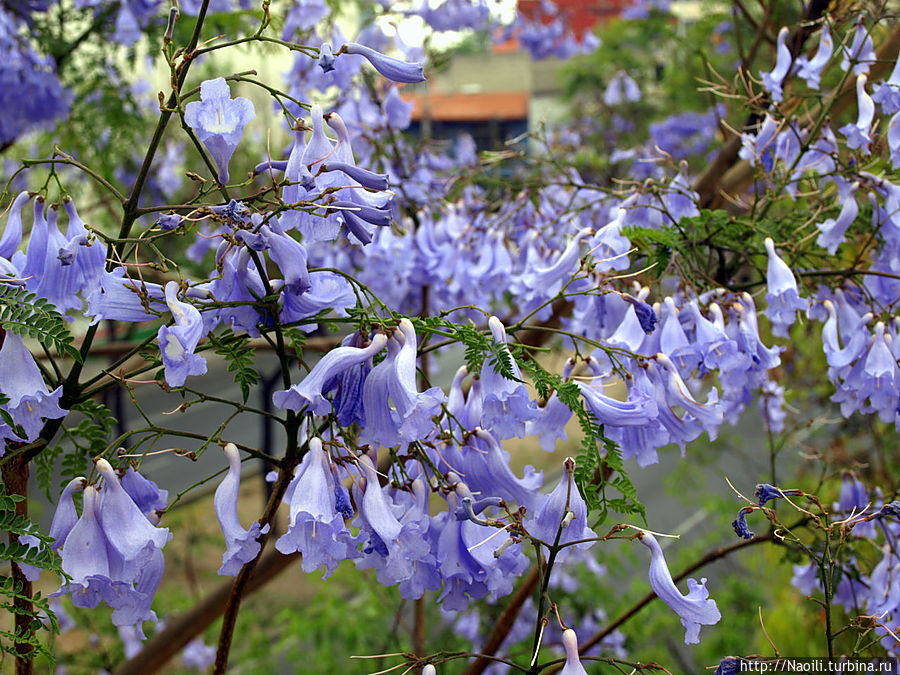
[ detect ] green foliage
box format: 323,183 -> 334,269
0,483 -> 61,663
520,359 -> 646,525
36,399 -> 116,500
412,316 -> 520,382
0,286 -> 80,362
209,330 -> 260,403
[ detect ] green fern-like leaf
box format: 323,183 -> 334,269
0,286 -> 81,362
209,330 -> 260,403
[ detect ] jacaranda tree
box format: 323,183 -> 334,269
1,0 -> 899,673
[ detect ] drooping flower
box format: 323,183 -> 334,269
275,438 -> 357,577
763,237 -> 808,337
760,27 -> 791,103
353,454 -> 432,587
840,17 -> 875,76
637,530 -> 721,644
526,458 -> 594,556
603,71 -> 640,106
754,483 -> 802,506
560,628 -> 588,675
0,331 -> 67,441
796,22 -> 833,90
343,42 -> 425,83
873,49 -> 900,114
273,333 -> 387,414
0,190 -> 27,259
731,506 -> 754,539
479,316 -> 538,439
817,183 -> 859,253
157,281 -> 207,388
120,467 -> 168,523
49,477 -> 85,550
318,42 -> 335,72
214,443 -> 270,576
526,359 -> 575,452
184,78 -> 255,183
359,319 -> 445,447
839,74 -> 875,153
54,462 -> 170,630
457,428 -> 542,510
95,459 -> 171,570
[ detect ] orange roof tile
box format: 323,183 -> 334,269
404,91 -> 530,122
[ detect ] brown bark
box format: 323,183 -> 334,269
3,453 -> 33,675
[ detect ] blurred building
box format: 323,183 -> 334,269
402,0 -> 628,151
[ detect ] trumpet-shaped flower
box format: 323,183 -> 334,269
354,455 -> 432,587
0,331 -> 67,441
359,319 -> 444,447
49,477 -> 85,550
214,443 -> 270,576
0,191 -> 27,259
560,628 -> 588,675
840,17 -> 875,76
637,530 -> 721,644
796,22 -> 833,90
526,458 -> 594,556
343,42 -> 425,83
479,316 -> 538,439
157,282 -> 207,387
274,333 -> 387,414
817,183 -> 859,253
763,237 -> 808,337
184,78 -> 255,183
754,483 -> 802,506
275,438 -> 357,577
121,467 -> 167,523
760,27 -> 791,103
839,75 -> 875,153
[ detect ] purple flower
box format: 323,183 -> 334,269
353,455 -> 432,587
0,331 -> 67,441
560,628 -> 588,675
157,282 -> 207,387
95,459 -> 171,569
360,319 -> 445,447
731,507 -> 754,539
273,333 -> 387,414
85,268 -> 160,325
214,443 -> 270,576
184,78 -> 255,183
603,72 -> 640,106
873,50 -> 900,114
637,530 -> 721,644
839,74 -> 875,153
754,483 -> 802,506
479,316 -> 538,439
796,22 -> 832,90
181,637 -> 216,671
763,237 -> 808,337
817,183 -> 859,253
60,199 -> 105,292
526,458 -> 594,555
49,477 -> 85,550
0,191 -> 27,259
275,438 -> 357,577
760,27 -> 791,103
889,113 -> 900,169
526,360 -> 575,452
840,17 -> 875,76
318,42 -> 335,72
121,467 -> 168,522
343,42 -> 425,83
458,428 -> 542,510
